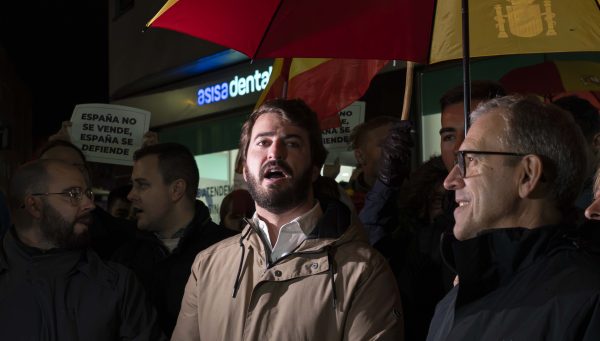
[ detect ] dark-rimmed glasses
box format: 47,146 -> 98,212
455,150 -> 527,178
30,187 -> 94,206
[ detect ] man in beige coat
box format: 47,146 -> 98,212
172,99 -> 404,340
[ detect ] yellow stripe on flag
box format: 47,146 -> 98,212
555,61 -> 600,92
255,58 -> 287,109
289,59 -> 330,79
430,0 -> 600,64
146,0 -> 180,27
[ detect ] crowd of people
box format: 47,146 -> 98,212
1,83 -> 600,340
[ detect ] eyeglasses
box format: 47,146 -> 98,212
454,150 -> 526,178
30,187 -> 94,206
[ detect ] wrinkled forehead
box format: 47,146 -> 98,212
251,112 -> 308,139
462,109 -> 507,149
45,162 -> 87,191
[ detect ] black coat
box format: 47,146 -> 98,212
360,178 -> 456,341
0,228 -> 164,341
427,225 -> 600,341
112,201 -> 237,336
88,206 -> 138,260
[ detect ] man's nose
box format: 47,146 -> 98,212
268,140 -> 286,160
443,165 -> 464,191
585,197 -> 600,220
127,187 -> 136,202
81,193 -> 96,211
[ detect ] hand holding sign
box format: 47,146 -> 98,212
48,121 -> 73,142
70,104 -> 151,166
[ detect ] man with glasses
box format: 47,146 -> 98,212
1,159 -> 164,340
359,80 -> 506,340
38,139 -> 137,259
426,95 -> 600,340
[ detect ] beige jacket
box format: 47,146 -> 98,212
172,200 -> 404,341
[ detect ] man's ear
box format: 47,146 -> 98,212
242,165 -> 248,182
517,155 -> 544,199
171,179 -> 187,201
23,196 -> 43,220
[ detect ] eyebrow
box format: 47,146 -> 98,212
253,132 -> 303,140
439,127 -> 456,135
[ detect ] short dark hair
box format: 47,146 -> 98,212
133,143 -> 199,201
350,115 -> 398,150
8,159 -> 52,213
440,80 -> 506,112
238,99 -> 328,169
552,96 -> 600,142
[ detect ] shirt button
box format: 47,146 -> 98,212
274,270 -> 282,277
311,263 -> 319,270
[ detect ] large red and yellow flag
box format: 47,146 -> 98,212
430,0 -> 600,63
255,58 -> 389,130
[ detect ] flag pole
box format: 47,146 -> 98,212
462,0 -> 472,135
401,61 -> 415,121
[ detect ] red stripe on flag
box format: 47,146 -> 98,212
288,59 -> 389,130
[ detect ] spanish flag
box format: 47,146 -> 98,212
430,0 -> 600,64
255,58 -> 389,130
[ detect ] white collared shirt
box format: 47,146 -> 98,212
254,202 -> 323,263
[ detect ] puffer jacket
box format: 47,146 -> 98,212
172,199 -> 404,341
426,225 -> 600,341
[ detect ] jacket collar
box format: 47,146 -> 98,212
171,200 -> 212,253
307,198 -> 353,240
242,198 -> 359,257
441,225 -> 575,306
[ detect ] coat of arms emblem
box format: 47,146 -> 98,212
494,0 -> 556,38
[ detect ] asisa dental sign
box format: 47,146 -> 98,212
197,66 -> 272,106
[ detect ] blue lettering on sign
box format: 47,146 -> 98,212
197,67 -> 272,107
197,82 -> 229,106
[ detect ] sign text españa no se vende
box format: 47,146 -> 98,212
70,103 -> 151,166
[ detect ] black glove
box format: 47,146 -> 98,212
378,120 -> 414,188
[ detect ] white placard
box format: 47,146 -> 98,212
70,103 -> 151,166
321,101 -> 365,149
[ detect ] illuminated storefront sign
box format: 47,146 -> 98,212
197,66 -> 272,106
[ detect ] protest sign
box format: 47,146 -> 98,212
70,103 -> 151,166
321,101 -> 365,168
321,101 -> 365,149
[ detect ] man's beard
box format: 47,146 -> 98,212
40,203 -> 91,250
245,160 -> 313,214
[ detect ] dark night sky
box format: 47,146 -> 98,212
0,1 -> 108,142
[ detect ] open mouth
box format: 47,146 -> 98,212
263,168 -> 288,180
261,161 -> 292,182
